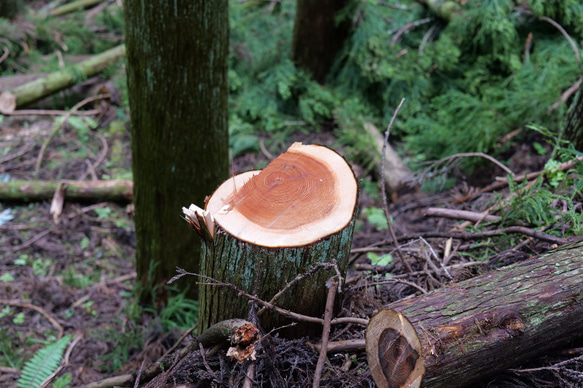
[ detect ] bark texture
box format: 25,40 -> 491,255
291,0 -> 351,84
386,240 -> 583,388
125,1 -> 229,302
199,217 -> 356,336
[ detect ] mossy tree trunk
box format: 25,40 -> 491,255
125,1 -> 229,303
0,0 -> 24,19
291,0 -> 351,84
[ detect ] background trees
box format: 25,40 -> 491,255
124,0 -> 229,303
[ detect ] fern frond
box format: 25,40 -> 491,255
17,335 -> 72,388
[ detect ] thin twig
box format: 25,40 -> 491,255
242,361 -> 256,388
35,94 -> 110,175
172,268 -> 369,326
425,207 -> 502,223
133,361 -> 145,388
510,354 -> 583,373
0,47 -> 9,64
385,278 -> 428,294
257,261 -> 335,316
4,109 -> 100,116
0,229 -> 53,252
381,98 -> 412,273
540,16 -> 580,65
0,299 -> 64,338
312,279 -> 337,388
161,323 -> 198,360
407,226 -> 565,245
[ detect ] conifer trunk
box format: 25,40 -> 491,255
184,143 -> 358,337
291,0 -> 351,84
0,0 -> 24,19
125,1 -> 229,303
388,241 -> 583,388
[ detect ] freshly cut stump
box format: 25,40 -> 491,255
184,143 -> 358,335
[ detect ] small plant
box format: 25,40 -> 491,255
16,335 -> 72,388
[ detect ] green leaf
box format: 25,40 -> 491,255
364,207 -> 388,231
367,252 -> 393,267
17,335 -> 72,388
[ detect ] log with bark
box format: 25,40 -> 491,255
319,240 -> 583,387
0,180 -> 133,202
184,142 -> 358,337
0,44 -> 125,113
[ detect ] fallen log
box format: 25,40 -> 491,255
0,45 -> 125,113
319,240 -> 583,387
0,180 -> 133,202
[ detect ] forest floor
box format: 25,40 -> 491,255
1,2 -> 583,387
1,97 -> 583,388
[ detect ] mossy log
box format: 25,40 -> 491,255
184,143 -> 358,337
0,180 -> 133,202
0,45 -> 125,113
382,240 -> 583,387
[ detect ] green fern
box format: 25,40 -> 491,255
17,335 -> 72,388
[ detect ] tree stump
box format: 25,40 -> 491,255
184,143 -> 358,336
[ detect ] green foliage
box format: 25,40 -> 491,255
16,334 -> 72,388
491,126 -> 583,237
330,0 -> 581,165
363,207 -> 388,231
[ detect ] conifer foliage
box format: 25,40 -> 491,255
229,1 -> 582,163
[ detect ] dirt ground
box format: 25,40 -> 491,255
1,98 -> 583,388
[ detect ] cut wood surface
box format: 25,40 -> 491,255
185,142 -> 358,336
206,142 -> 357,247
0,180 -> 133,202
383,240 -> 583,387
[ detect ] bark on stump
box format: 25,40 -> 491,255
385,240 -> 583,387
184,143 -> 358,337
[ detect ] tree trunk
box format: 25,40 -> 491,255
0,0 -> 24,19
382,240 -> 583,388
291,0 -> 351,84
184,143 -> 358,337
564,82 -> 583,151
125,1 -> 229,303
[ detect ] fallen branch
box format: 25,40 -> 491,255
0,44 -> 125,113
380,98 -> 413,273
409,226 -> 565,245
312,279 -> 337,388
0,299 -> 64,339
0,179 -> 133,202
49,0 -> 105,16
36,93 -> 110,174
170,268 -> 369,327
425,207 -> 502,223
